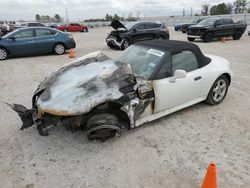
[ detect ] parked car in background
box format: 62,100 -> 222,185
248,28 -> 250,36
57,23 -> 88,32
181,18 -> 205,33
26,22 -> 46,27
0,27 -> 76,60
9,40 -> 232,141
106,20 -> 169,50
187,18 -> 247,42
174,23 -> 182,31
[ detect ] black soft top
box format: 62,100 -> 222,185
136,40 -> 211,68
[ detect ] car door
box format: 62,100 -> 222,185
153,51 -> 204,113
130,23 -> 148,42
222,19 -> 234,36
214,19 -> 224,37
144,23 -> 159,39
6,29 -> 36,56
34,28 -> 57,54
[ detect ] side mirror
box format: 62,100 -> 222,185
132,28 -> 137,33
9,36 -> 16,41
170,70 -> 187,83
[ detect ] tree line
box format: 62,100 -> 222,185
201,0 -> 250,16
84,13 -> 140,22
35,14 -> 63,23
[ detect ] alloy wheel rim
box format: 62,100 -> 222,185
0,49 -> 7,60
123,40 -> 129,48
55,45 -> 64,54
212,79 -> 227,102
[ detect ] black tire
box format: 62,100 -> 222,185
0,47 -> 8,60
175,28 -> 178,31
85,28 -> 89,32
205,75 -> 229,105
86,114 -> 122,142
53,43 -> 65,55
188,37 -> 195,42
157,35 -> 165,40
182,30 -> 186,33
204,32 -> 213,43
121,38 -> 130,50
233,31 -> 242,40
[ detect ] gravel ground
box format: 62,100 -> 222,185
0,26 -> 250,188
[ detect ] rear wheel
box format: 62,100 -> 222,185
0,48 -> 8,60
121,38 -> 130,50
188,37 -> 195,42
53,43 -> 65,55
205,75 -> 229,105
233,31 -> 242,40
157,35 -> 165,40
86,114 -> 122,142
204,33 -> 213,43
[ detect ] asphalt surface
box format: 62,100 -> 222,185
0,26 -> 250,188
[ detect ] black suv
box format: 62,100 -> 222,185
106,20 -> 169,50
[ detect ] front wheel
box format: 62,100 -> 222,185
0,48 -> 8,60
53,43 -> 65,55
205,75 -> 229,105
204,33 -> 213,43
121,38 -> 130,50
188,37 -> 195,42
85,114 -> 122,142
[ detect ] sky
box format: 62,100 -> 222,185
0,0 -> 235,21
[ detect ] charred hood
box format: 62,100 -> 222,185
110,20 -> 126,30
34,52 -> 135,116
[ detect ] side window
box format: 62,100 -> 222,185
13,30 -> 34,39
172,51 -> 198,74
215,19 -> 223,26
134,23 -> 145,30
155,56 -> 171,80
223,19 -> 233,25
35,29 -> 54,36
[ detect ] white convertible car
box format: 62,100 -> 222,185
9,40 -> 232,142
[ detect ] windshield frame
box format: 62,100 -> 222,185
115,44 -> 169,80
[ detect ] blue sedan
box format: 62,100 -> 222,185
0,27 -> 76,60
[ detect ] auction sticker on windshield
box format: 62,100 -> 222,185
147,49 -> 165,57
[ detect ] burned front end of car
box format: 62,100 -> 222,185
106,29 -> 127,49
9,51 -> 154,139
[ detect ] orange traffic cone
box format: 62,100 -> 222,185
69,48 -> 75,58
221,37 -> 226,43
201,163 -> 217,188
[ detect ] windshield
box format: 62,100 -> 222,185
115,45 -> 166,78
198,18 -> 217,26
125,22 -> 137,30
2,30 -> 19,38
189,19 -> 197,24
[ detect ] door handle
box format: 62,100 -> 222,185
194,76 -> 202,81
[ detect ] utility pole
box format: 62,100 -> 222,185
190,7 -> 193,16
65,8 -> 69,24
